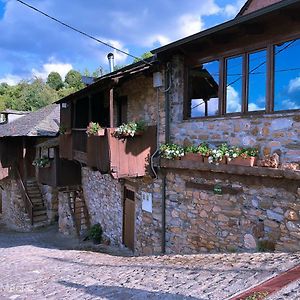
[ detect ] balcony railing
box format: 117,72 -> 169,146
87,126 -> 157,178
59,126 -> 157,178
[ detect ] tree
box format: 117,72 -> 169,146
133,52 -> 153,63
65,70 -> 85,90
46,72 -> 64,91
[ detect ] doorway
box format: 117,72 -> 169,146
123,186 -> 135,251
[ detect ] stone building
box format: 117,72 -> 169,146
56,0 -> 300,254
0,104 -> 81,231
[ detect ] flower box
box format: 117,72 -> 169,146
204,157 -> 226,164
227,156 -> 257,167
182,153 -> 204,162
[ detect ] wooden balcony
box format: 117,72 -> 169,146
38,149 -> 81,187
87,126 -> 157,178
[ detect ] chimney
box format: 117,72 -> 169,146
107,53 -> 114,73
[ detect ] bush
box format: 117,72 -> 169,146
88,223 -> 103,244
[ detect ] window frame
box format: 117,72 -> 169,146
184,33 -> 300,120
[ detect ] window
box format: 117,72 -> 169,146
274,39 -> 300,111
226,56 -> 243,113
185,37 -> 300,119
188,60 -> 220,117
248,49 -> 267,112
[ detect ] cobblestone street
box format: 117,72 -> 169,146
0,224 -> 300,300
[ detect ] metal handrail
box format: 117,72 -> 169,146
15,167 -> 34,225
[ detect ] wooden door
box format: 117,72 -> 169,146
123,187 -> 135,251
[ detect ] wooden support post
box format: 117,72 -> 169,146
88,95 -> 92,122
109,88 -> 114,128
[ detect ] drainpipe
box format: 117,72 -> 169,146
162,62 -> 171,254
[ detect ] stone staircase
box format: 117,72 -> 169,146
26,178 -> 48,226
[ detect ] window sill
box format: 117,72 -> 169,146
183,110 -> 300,122
156,158 -> 300,181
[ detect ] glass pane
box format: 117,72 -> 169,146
189,60 -> 219,118
226,56 -> 243,113
248,50 -> 267,111
274,39 -> 300,111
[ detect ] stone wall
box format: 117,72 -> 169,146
116,73 -> 166,144
0,178 -> 31,231
82,167 -> 123,245
169,55 -> 300,164
58,191 -> 77,236
40,184 -> 58,223
126,177 -> 163,255
164,169 -> 300,253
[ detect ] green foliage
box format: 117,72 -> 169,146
160,143 -> 185,159
86,122 -> 103,136
184,145 -> 199,154
65,70 -> 85,90
0,69 -> 87,112
244,291 -> 269,300
32,156 -> 51,168
133,52 -> 153,63
257,240 -> 275,252
47,72 -> 64,91
114,120 -> 146,137
88,223 -> 103,244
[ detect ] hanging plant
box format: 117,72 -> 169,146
113,120 -> 146,138
32,156 -> 51,168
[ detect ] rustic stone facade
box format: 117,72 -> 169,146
169,55 -> 300,164
58,191 -> 77,236
0,178 -> 31,231
82,167 -> 123,245
164,169 -> 300,253
40,184 -> 58,223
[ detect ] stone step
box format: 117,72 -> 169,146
33,215 -> 47,223
33,210 -> 47,217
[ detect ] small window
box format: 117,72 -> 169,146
188,60 -> 220,118
274,38 -> 300,111
248,49 -> 267,112
226,56 -> 243,113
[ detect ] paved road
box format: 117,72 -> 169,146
0,223 -> 299,300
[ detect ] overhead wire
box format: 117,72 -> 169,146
15,0 -> 152,66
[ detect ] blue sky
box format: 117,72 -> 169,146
0,0 -> 246,84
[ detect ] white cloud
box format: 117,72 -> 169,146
144,34 -> 171,47
0,74 -> 22,85
223,0 -> 247,18
226,86 -> 241,112
178,14 -> 204,38
288,76 -> 300,94
32,59 -> 73,80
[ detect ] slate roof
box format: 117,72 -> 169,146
0,104 -> 60,137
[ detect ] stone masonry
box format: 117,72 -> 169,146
165,170 -> 300,254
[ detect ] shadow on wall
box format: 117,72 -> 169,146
58,280 -> 202,300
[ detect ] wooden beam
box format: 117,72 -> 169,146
109,88 -> 114,128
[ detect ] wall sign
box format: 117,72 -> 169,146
141,192 -> 152,213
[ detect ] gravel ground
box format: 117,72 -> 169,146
0,223 -> 299,300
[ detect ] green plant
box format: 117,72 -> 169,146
160,143 -> 184,159
88,223 -> 103,244
243,291 -> 269,300
208,144 -> 228,164
86,122 -> 103,137
59,125 -> 67,134
32,156 -> 51,168
242,147 -> 259,158
114,120 -> 146,137
184,145 -> 199,154
257,240 -> 275,252
197,142 -> 211,156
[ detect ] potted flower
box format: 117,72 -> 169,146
183,145 -> 204,162
198,143 -> 211,163
160,143 -> 184,160
86,122 -> 105,137
208,143 -> 228,165
227,147 -> 258,167
32,156 -> 51,168
113,120 -> 146,138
